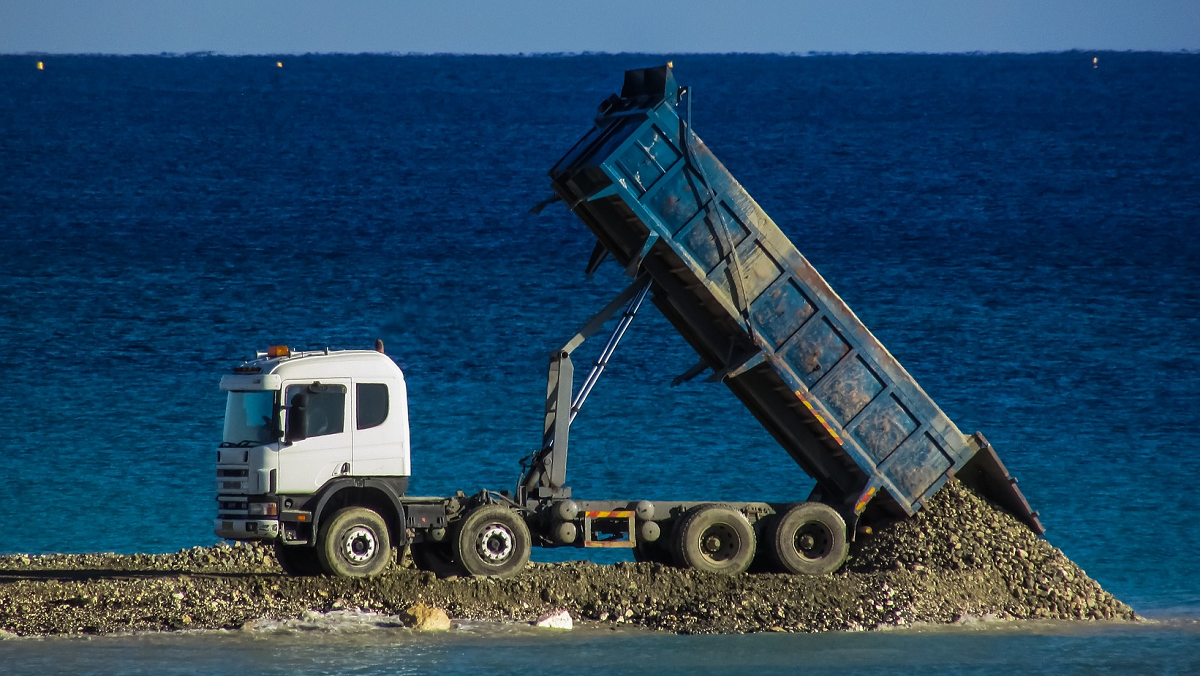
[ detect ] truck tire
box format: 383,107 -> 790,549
770,502 -> 848,575
409,542 -> 462,578
315,506 -> 392,578
632,538 -> 673,565
275,543 -> 322,576
453,505 -> 531,578
671,505 -> 755,575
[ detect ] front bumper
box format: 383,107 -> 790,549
215,518 -> 280,540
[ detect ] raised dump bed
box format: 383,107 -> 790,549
549,65 -> 1041,534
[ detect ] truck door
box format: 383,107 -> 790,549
277,379 -> 353,494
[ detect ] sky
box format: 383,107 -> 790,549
2,0 -> 1198,55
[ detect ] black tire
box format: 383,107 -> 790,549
409,541 -> 463,578
770,502 -> 848,575
275,543 -> 323,576
632,538 -> 673,565
671,505 -> 756,575
748,517 -> 780,573
453,505 -> 531,578
315,507 -> 392,578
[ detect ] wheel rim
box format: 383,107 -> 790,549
794,521 -> 833,561
342,526 -> 378,563
476,523 -> 514,563
696,523 -> 740,564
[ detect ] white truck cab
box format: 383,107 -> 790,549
214,345 -> 413,575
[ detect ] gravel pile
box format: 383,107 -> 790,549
0,481 -> 1134,636
849,480 -> 1127,623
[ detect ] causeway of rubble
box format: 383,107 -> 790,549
0,482 -> 1134,636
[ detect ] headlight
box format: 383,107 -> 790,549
248,502 -> 278,516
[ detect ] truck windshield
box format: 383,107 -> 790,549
223,391 -> 278,446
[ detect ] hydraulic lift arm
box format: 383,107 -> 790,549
519,275 -> 651,504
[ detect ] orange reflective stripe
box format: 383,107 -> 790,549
854,486 -> 878,514
795,391 -> 844,445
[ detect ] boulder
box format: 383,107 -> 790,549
535,609 -> 573,630
403,603 -> 451,631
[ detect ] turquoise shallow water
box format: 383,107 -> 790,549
1,52 -> 1198,669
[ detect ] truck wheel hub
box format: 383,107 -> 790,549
477,525 -> 513,562
699,524 -> 737,562
343,527 -> 377,563
795,524 -> 830,560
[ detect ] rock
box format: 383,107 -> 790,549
534,609 -> 573,630
403,603 -> 451,631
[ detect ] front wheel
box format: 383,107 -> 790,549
453,505 -> 531,578
316,507 -> 392,578
275,543 -> 322,576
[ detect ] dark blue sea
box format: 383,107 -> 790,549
1,52 -> 1198,673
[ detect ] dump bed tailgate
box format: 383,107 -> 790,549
549,65 -> 1041,533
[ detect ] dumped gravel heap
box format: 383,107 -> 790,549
0,482 -> 1133,636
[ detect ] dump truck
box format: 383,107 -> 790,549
214,64 -> 1040,579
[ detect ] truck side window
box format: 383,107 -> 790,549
288,384 -> 346,438
357,383 -> 389,430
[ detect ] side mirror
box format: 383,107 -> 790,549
286,393 -> 308,443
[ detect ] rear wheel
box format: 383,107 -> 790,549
748,520 -> 780,573
770,502 -> 848,575
453,505 -> 531,578
275,543 -> 322,576
632,537 -> 673,565
316,507 -> 392,578
671,505 -> 756,575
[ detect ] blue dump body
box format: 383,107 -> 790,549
550,65 -> 1042,533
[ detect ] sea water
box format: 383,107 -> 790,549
1,52 -> 1198,672
2,616 -> 1198,675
